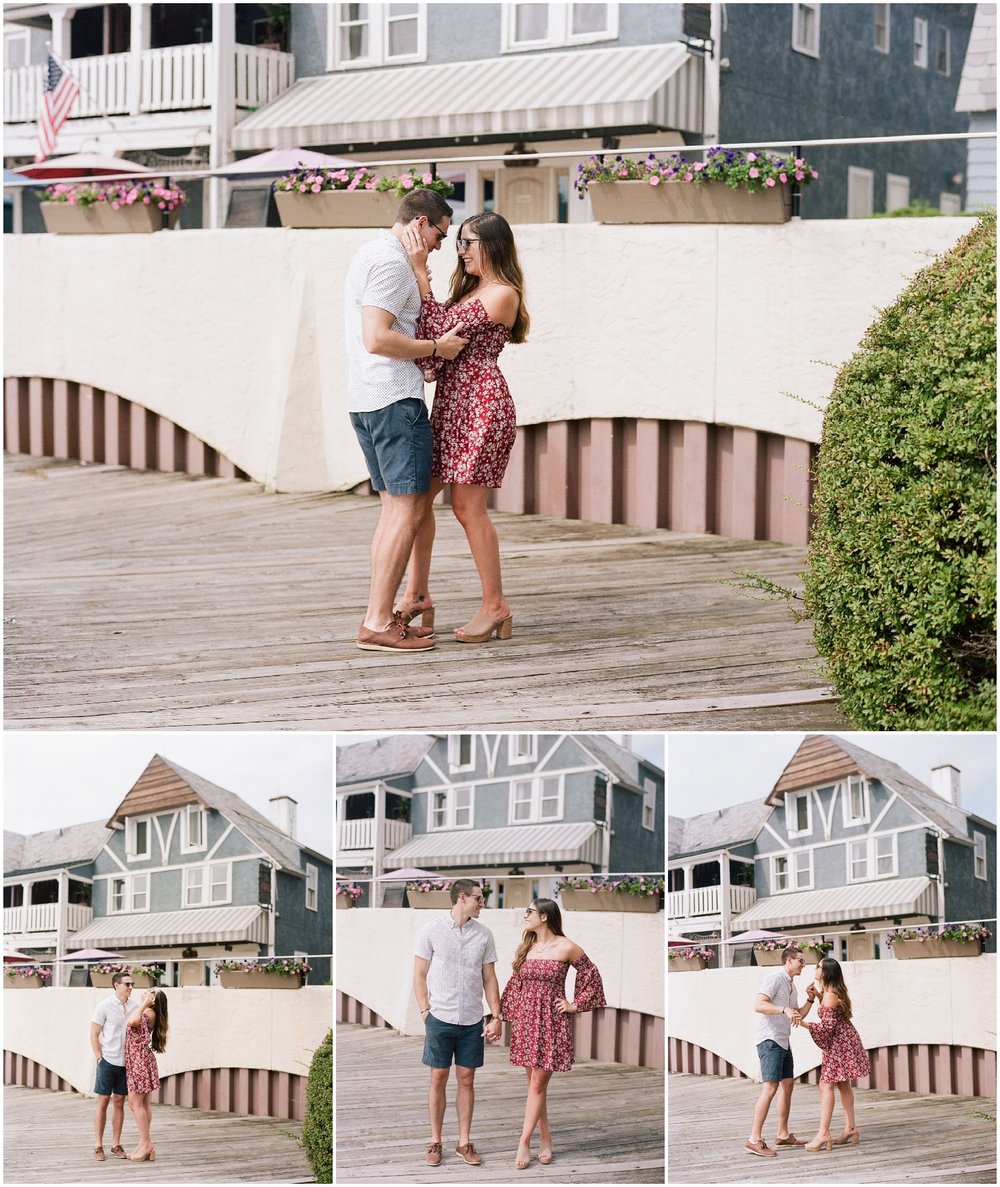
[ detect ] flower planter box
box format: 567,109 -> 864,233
41,202 -> 179,234
409,891 -> 453,909
893,938 -> 982,959
274,190 -> 399,228
336,896 -> 354,909
89,971 -> 159,988
753,949 -> 787,966
5,974 -> 45,989
218,969 -> 303,989
588,179 -> 792,225
559,889 -> 659,913
799,947 -> 829,965
668,957 -> 705,972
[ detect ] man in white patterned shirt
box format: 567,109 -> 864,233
413,878 -> 502,1168
345,189 -> 468,653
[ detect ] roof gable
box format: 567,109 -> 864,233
337,735 -> 436,786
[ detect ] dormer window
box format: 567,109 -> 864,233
448,735 -> 475,772
843,775 -> 870,826
181,804 -> 207,853
787,791 -> 812,838
126,816 -> 151,861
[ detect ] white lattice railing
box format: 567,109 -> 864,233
668,884 -> 756,918
4,903 -> 93,933
338,819 -> 412,853
4,44 -> 293,124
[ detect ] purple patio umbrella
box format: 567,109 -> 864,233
213,147 -> 360,179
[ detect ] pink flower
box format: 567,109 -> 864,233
765,178 -> 776,187
422,172 -> 433,184
749,167 -> 759,179
795,158 -> 805,167
648,174 -> 661,186
401,176 -> 414,189
311,183 -> 321,192
298,182 -> 308,192
693,161 -> 704,171
747,152 -> 757,162
143,196 -> 151,204
795,170 -> 805,181
779,172 -> 788,184
683,171 -> 694,181
111,201 -> 119,210
811,170 -> 819,179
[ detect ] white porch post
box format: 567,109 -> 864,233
127,3 -> 150,116
718,850 -> 731,970
372,783 -> 387,911
681,863 -> 694,918
208,2 -> 236,229
50,6 -> 76,61
704,3 -> 722,144
268,862 -> 276,955
55,870 -> 69,987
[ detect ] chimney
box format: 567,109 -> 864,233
269,795 -> 298,839
930,765 -> 961,807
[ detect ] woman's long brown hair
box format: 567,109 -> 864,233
149,990 -> 169,1054
448,211 -> 530,343
818,957 -> 853,1020
512,898 -> 565,972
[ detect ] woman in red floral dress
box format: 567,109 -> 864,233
499,898 -> 606,1170
124,989 -> 168,1162
396,212 -> 529,643
799,958 -> 870,1151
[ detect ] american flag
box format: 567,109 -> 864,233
35,55 -> 81,163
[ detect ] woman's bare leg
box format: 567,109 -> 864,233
449,484 -> 510,635
517,1068 -> 553,1167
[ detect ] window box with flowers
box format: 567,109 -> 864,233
337,884 -> 363,909
556,875 -> 664,913
667,946 -> 715,972
577,147 -> 819,225
5,965 -> 52,989
887,924 -> 991,960
405,879 -> 493,909
40,181 -> 187,234
273,167 -> 455,228
753,939 -> 792,966
214,957 -> 312,988
88,961 -> 163,988
797,937 -> 835,963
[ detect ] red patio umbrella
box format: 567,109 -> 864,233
14,152 -> 152,180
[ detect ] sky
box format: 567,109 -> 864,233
668,732 -> 997,824
3,733 -> 333,856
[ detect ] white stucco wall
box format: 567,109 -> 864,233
668,955 -> 996,1080
4,218 -> 974,491
336,907 -> 663,1034
3,985 -> 332,1095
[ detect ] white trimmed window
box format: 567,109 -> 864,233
131,873 -> 149,912
430,786 -> 473,830
4,30 -> 30,68
875,834 -> 896,877
642,777 -> 656,831
181,804 -> 207,853
847,166 -> 874,218
110,876 -> 126,913
913,16 -> 928,67
849,839 -> 868,881
974,832 -> 987,881
787,791 -> 812,838
330,2 -> 426,69
936,25 -> 950,75
306,863 -> 319,911
508,734 -> 537,764
511,775 -> 562,823
848,834 -> 897,881
773,854 -> 789,892
502,3 -> 618,52
844,775 -> 871,826
873,4 -> 890,53
126,816 -> 152,861
793,849 -> 813,890
183,862 -> 232,907
448,735 -> 475,772
792,3 -> 820,57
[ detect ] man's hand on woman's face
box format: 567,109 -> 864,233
403,221 -> 430,271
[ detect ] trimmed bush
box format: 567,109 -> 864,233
302,1028 -> 332,1184
805,212 -> 996,728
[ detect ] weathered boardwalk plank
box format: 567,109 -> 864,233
669,1072 -> 997,1184
336,1023 -> 664,1183
3,1085 -> 314,1183
4,456 -> 848,730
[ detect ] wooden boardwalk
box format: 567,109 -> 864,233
4,455 -> 847,731
668,1072 -> 997,1184
336,1022 -> 664,1183
3,1085 -> 314,1183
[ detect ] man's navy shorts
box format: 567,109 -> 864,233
94,1058 -> 128,1096
757,1039 -> 794,1082
422,1013 -> 485,1069
350,398 -> 432,495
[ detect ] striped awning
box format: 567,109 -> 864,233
69,905 -> 267,948
732,877 -> 937,930
384,822 -> 602,869
232,42 -> 703,151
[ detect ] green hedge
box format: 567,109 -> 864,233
805,211 -> 996,728
302,1028 -> 332,1184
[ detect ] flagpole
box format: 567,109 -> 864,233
43,41 -> 117,134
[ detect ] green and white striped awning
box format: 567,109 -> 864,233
385,822 -> 602,869
69,905 -> 267,948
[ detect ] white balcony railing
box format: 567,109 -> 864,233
4,903 -> 93,934
338,819 -> 412,854
4,44 -> 293,124
668,884 -> 757,919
